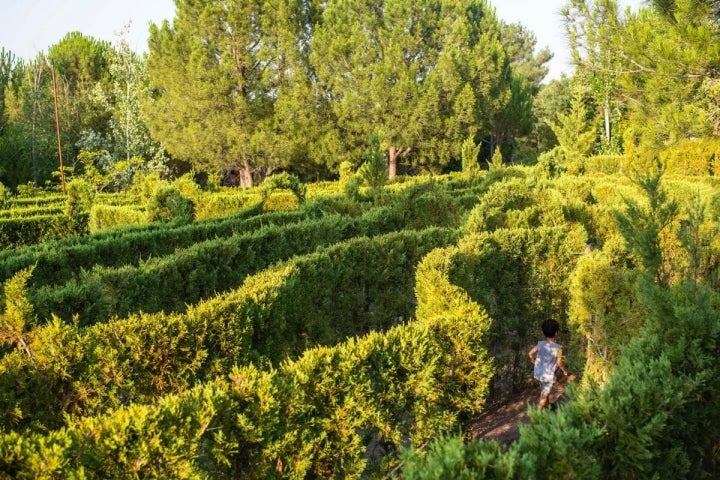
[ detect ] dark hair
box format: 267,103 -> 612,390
541,319 -> 560,338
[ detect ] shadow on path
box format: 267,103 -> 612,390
471,374 -> 576,444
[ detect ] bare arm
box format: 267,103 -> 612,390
556,348 -> 568,375
528,344 -> 538,364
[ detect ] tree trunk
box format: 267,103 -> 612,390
604,95 -> 611,146
388,146 -> 398,180
31,64 -> 42,187
387,146 -> 411,180
238,160 -> 253,188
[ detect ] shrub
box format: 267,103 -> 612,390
88,204 -> 146,233
358,133 -> 387,191
146,185 -> 195,225
63,179 -> 94,236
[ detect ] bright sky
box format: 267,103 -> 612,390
0,0 -> 176,58
493,0 -> 645,81
0,0 -> 644,82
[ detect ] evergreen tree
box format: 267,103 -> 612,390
563,0 -> 624,154
47,32 -> 114,164
0,34 -> 115,190
546,91 -> 596,159
461,135 -> 482,179
0,48 -> 16,136
417,1 -> 513,173
565,0 -> 720,156
311,0 -> 524,177
493,22 -> 552,161
530,76 -> 574,154
145,0 -> 291,187
2,55 -> 57,189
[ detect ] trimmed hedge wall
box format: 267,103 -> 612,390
0,227 -> 459,432
0,204 -> 292,289
27,207 -> 415,326
0,302 -> 493,479
0,214 -> 88,249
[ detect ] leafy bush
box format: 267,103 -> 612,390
146,185 -> 195,225
358,133 -> 387,191
0,306 -> 494,478
88,204 -> 146,233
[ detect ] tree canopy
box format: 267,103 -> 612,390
143,0 -> 548,183
0,0 -> 719,189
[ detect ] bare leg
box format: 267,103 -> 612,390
538,391 -> 550,408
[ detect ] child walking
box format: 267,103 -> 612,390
528,319 -> 568,409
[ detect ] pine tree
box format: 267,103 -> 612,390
546,92 -> 596,159
144,0 -> 287,186
461,136 -> 482,179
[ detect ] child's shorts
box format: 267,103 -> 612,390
539,380 -> 553,395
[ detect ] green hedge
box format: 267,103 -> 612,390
5,194 -> 64,208
0,214 -> 88,249
28,208 -> 407,326
0,204 -> 297,289
87,204 -> 147,233
0,227 -> 459,432
0,176 -> 475,291
196,190 -> 260,219
400,280 -> 720,479
451,225 -> 588,398
0,205 -> 63,219
0,300 -> 493,479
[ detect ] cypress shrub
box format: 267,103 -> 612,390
88,204 -> 146,233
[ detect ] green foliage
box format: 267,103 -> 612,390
146,185 -> 195,225
262,172 -> 307,205
27,209 -> 454,326
130,171 -> 166,202
0,267 -> 36,363
0,227 -> 459,432
401,435 -> 513,480
613,164 -> 679,284
0,204 -> 283,289
0,214 -> 77,249
3,169 -> 720,477
358,133 -> 387,191
145,0 -> 297,185
582,154 -> 624,175
260,191 -> 301,212
74,149 -> 111,190
395,179 -> 465,230
339,160 -> 363,201
546,92 -> 596,159
489,146 -> 504,171
464,177 -> 537,233
454,225 -> 588,395
0,302 -> 494,478
88,203 -> 146,233
461,136 -> 482,180
568,251 -> 645,383
401,263 -> 720,479
535,148 -> 568,178
0,183 -> 9,209
658,137 -> 720,176
63,178 -> 94,235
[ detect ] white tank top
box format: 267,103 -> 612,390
534,340 -> 562,382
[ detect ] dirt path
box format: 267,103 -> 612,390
471,375 -> 575,444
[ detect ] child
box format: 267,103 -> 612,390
528,319 -> 568,409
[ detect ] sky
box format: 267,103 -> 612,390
0,0 -> 644,82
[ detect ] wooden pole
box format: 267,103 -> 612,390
50,62 -> 67,195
